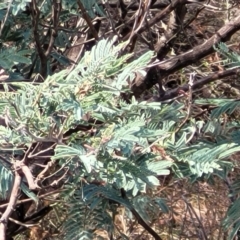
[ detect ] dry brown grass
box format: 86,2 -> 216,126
127,177 -> 231,240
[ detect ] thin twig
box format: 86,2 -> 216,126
157,68 -> 240,102
29,143 -> 56,158
77,0 -> 99,40
30,0 -> 48,78
0,211 -> 37,228
0,189 -> 62,209
120,189 -> 163,240
124,0 -> 151,42
182,196 -> 208,240
124,0 -> 188,41
0,172 -> 21,240
0,0 -> 13,37
45,0 -> 62,57
175,72 -> 195,134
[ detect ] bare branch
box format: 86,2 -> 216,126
132,14 -> 240,97
0,0 -> 13,37
157,68 -> 240,102
45,0 -> 62,57
124,0 -> 188,41
0,189 -> 62,210
77,0 -> 99,40
30,0 -> 48,78
0,172 -> 21,240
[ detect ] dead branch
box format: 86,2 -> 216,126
30,0 -> 48,79
45,0 -> 62,57
120,188 -> 163,240
157,68 -> 240,102
0,172 -> 21,240
182,196 -> 208,240
0,189 -> 61,210
30,0 -> 61,78
132,14 -> 240,97
136,0 -> 189,37
108,1 -> 167,11
129,206 -> 163,240
0,211 -> 37,229
77,0 -> 99,40
21,164 -> 40,190
127,0 -> 151,44
123,0 -> 187,42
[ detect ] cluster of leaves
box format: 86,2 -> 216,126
0,39 -> 173,238
0,0 -> 104,79
1,0 -> 240,239
0,37 -> 240,239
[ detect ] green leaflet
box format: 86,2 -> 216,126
2,37 -> 240,239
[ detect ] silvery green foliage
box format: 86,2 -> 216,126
0,165 -> 12,200
63,189 -> 113,240
0,48 -> 32,69
1,39 -> 240,238
0,0 -> 106,78
223,177 -> 240,240
61,0 -> 105,17
214,42 -> 240,69
80,0 -> 105,18
11,0 -> 31,16
0,38 -> 172,238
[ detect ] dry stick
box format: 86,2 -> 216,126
45,0 -> 61,57
19,142 -> 52,190
123,0 -> 188,41
8,145 -> 40,196
68,16 -> 135,44
167,2 -> 207,48
182,196 -> 208,240
21,164 -> 40,190
128,0 -> 151,43
129,203 -> 162,240
126,0 -> 152,53
125,0 -> 143,51
25,126 -> 58,143
0,189 -> 62,210
182,0 -> 209,29
158,68 -> 240,102
28,0 -> 61,81
29,142 -> 56,158
104,1 -> 121,39
108,1 -> 169,11
175,72 -> 195,134
0,0 -> 13,37
127,0 -> 143,42
30,0 -> 48,78
0,172 -> 21,240
132,14 -> 240,97
0,211 -> 36,228
118,189 -> 162,240
30,0 -> 61,78
157,14 -> 240,74
77,0 -> 99,41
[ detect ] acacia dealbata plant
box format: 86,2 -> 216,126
0,37 -> 239,239
1,0 -> 240,239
